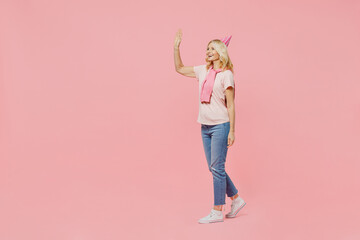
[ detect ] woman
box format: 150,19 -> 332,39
173,29 -> 246,224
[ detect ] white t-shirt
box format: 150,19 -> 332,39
193,64 -> 235,125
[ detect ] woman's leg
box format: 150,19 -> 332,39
209,122 -> 229,208
201,124 -> 212,173
201,124 -> 225,210
226,172 -> 239,198
201,122 -> 238,210
222,122 -> 239,199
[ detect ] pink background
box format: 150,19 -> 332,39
1,0 -> 360,239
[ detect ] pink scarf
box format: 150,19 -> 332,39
200,66 -> 222,103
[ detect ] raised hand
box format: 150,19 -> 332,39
174,29 -> 182,49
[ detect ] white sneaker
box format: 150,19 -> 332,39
225,196 -> 246,218
198,209 -> 224,224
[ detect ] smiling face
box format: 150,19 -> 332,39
206,43 -> 220,62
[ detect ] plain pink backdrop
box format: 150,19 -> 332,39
1,0 -> 360,239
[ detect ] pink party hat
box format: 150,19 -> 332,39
221,35 -> 232,47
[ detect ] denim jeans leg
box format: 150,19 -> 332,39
222,122 -> 239,198
201,122 -> 239,206
226,172 -> 238,198
201,125 -> 212,173
211,123 -> 227,205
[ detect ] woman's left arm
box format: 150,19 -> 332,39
225,86 -> 235,147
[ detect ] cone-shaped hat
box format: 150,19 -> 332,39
221,35 -> 232,47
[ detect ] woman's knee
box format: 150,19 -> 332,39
209,164 -> 226,177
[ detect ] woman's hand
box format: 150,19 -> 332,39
227,131 -> 235,148
174,29 -> 182,48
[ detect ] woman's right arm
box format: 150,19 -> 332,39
174,29 -> 196,78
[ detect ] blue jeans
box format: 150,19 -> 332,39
201,121 -> 238,206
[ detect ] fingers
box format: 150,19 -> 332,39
175,30 -> 182,47
227,138 -> 234,148
177,29 -> 182,38
175,29 -> 182,43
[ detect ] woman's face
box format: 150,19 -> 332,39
207,43 -> 219,61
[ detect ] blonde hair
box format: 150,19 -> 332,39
205,39 -> 234,73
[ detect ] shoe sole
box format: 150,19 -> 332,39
198,219 -> 224,224
225,201 -> 246,218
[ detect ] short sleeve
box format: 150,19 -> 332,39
223,71 -> 235,92
193,65 -> 204,81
